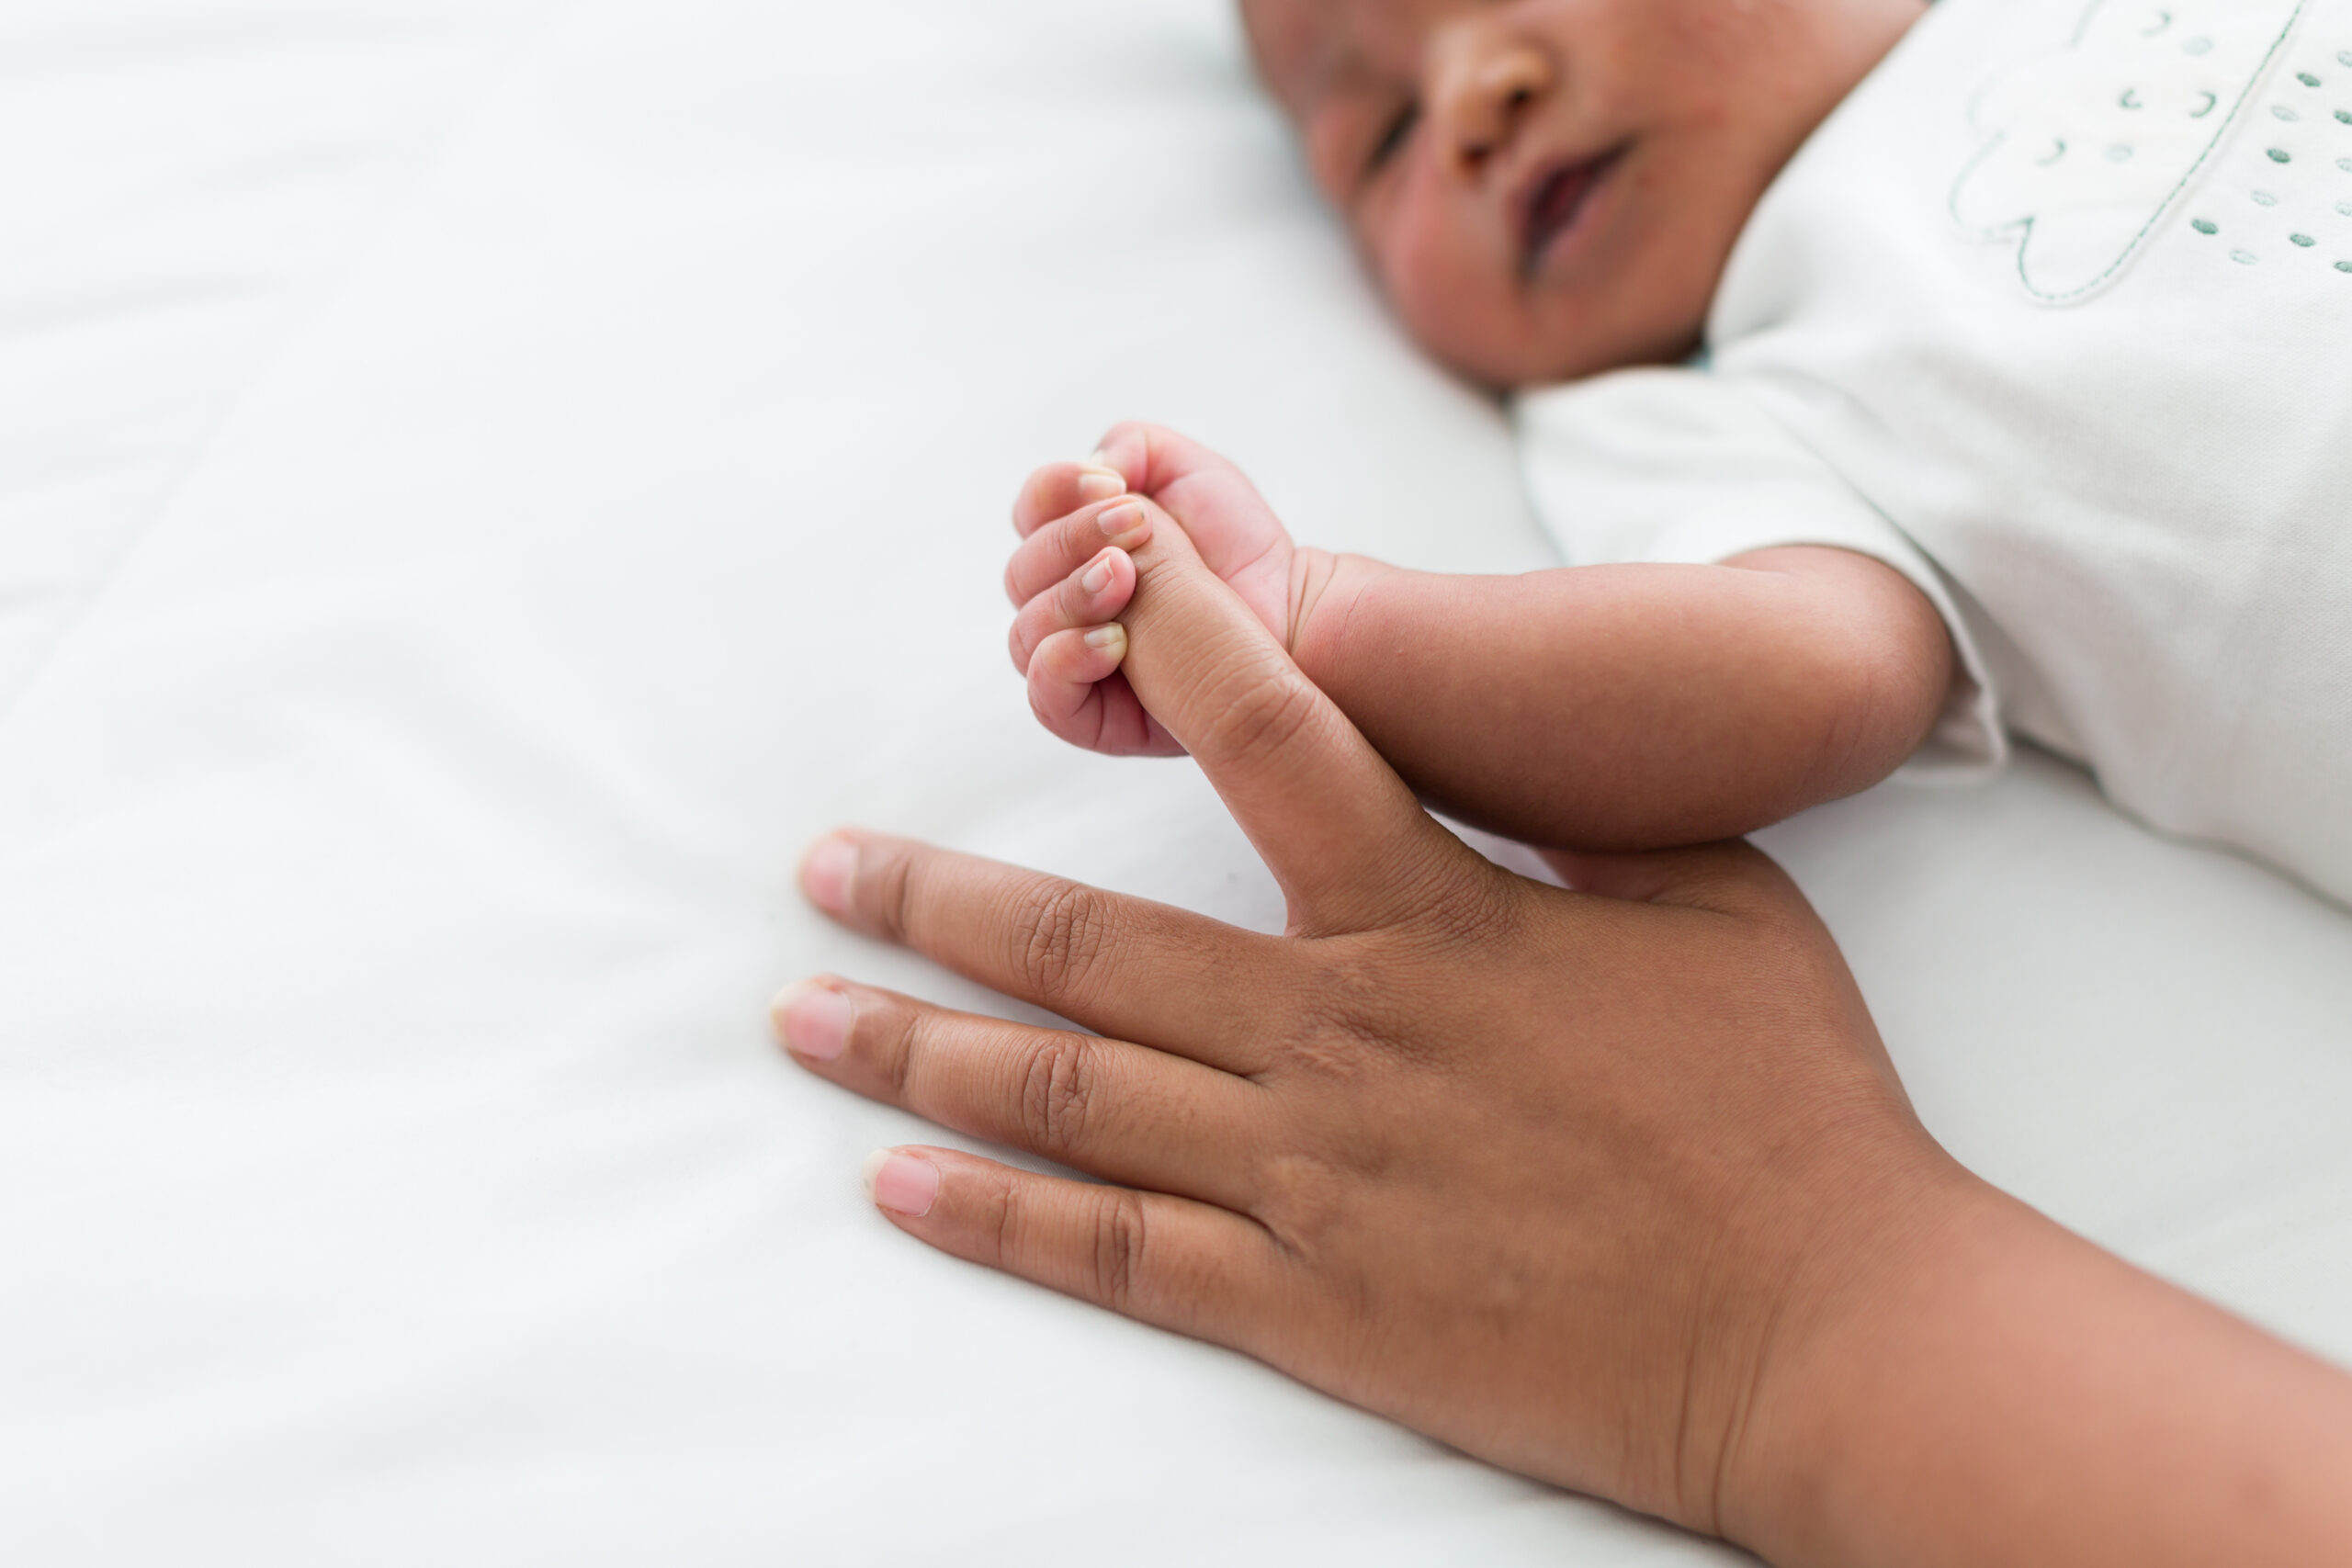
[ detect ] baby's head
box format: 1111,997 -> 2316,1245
1241,0 -> 1925,387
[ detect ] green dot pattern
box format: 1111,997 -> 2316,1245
2134,49 -> 2352,279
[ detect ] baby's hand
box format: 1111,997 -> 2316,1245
1005,423 -> 1312,756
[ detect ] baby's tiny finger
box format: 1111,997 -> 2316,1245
1009,547 -> 1139,674
1029,652 -> 1183,758
1013,461 -> 1130,538
1034,624 -> 1130,700
1004,499 -> 1153,607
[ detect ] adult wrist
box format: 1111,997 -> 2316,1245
1713,1140 -> 2006,1567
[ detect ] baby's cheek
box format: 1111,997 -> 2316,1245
1375,194 -> 1532,387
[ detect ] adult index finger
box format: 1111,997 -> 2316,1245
800,832 -> 1291,1075
1114,502 -> 1480,938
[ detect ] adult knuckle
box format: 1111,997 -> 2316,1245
1250,1150 -> 1355,1258
1006,878 -> 1114,1004
876,1002 -> 933,1101
984,1176 -> 1023,1269
1015,1035 -> 1099,1158
1202,667 -> 1317,768
1288,952 -> 1395,1055
1089,1189 -> 1152,1311
867,844 -> 920,944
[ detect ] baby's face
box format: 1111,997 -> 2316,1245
1244,0 -> 1924,387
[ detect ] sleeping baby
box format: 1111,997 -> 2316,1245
1000,0 -> 2352,903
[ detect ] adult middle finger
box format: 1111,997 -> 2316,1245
800,830 -> 1297,1075
775,977 -> 1275,1212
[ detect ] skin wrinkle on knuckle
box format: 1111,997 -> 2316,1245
1015,1033 -> 1098,1159
984,1173 -> 1023,1270
1200,665 -> 1319,772
866,844 -> 920,944
1004,877 -> 1114,1010
1251,1147 -> 1356,1258
1090,1188 -> 1153,1312
873,998 -> 925,1103
1288,953 -> 1408,1070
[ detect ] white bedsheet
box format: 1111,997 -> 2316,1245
3,3 -> 2347,1562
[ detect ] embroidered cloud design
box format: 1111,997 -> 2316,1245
1951,0 -> 2308,300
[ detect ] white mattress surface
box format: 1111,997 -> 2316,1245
4,3 -> 2348,1562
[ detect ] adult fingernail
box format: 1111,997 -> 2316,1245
862,1150 -> 940,1217
1080,552 -> 1116,595
1084,624 -> 1127,657
1074,466 -> 1126,504
801,836 -> 857,916
1098,502 -> 1149,548
774,980 -> 853,1062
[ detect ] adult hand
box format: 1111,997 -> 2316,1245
775,494 -> 2352,1566
783,489 -> 1956,1541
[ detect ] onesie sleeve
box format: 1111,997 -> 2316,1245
1514,367 -> 2005,778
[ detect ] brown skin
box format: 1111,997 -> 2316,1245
1005,424 -> 1953,852
780,3 -> 2352,1559
782,513 -> 2352,1566
1241,0 -> 1928,386
999,3 -> 1952,850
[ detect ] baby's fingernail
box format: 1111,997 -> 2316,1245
800,836 -> 858,916
861,1150 -> 940,1217
1074,466 -> 1126,504
774,980 -> 854,1062
1080,553 -> 1116,595
1098,502 -> 1149,547
1084,624 -> 1128,658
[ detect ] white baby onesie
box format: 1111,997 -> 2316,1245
1519,0 -> 2352,903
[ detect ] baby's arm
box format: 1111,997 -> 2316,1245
1295,546 -> 1951,851
1006,424 -> 1952,852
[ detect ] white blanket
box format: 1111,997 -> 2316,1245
4,3 -> 2347,1562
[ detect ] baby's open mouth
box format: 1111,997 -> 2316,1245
1518,148 -> 1625,280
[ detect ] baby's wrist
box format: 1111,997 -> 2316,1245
1283,549 -> 1387,693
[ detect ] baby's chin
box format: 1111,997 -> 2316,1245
1384,215 -> 1727,388
1405,301 -> 1707,393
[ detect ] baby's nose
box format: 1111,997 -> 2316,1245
1439,38 -> 1555,175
